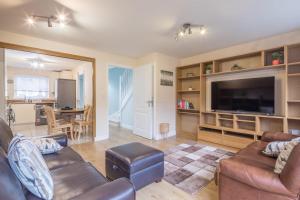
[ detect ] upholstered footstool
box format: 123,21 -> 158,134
105,142 -> 164,190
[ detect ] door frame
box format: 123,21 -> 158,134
0,42 -> 97,138
107,64 -> 134,131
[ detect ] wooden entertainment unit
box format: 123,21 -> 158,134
176,43 -> 300,148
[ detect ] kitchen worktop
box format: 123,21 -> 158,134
6,99 -> 56,104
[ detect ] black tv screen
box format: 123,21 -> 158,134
211,77 -> 275,114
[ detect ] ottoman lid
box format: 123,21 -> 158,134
106,142 -> 164,174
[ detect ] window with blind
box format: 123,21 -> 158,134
14,75 -> 49,99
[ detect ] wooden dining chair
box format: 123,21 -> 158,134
44,106 -> 74,140
73,105 -> 93,140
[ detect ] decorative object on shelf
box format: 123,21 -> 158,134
186,72 -> 194,78
188,87 -> 194,91
271,51 -> 284,65
205,64 -> 212,74
160,70 -> 173,86
189,102 -> 195,109
231,64 -> 244,71
175,23 -> 206,40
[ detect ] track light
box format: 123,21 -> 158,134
25,12 -> 69,28
175,23 -> 207,40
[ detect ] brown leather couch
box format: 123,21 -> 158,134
0,118 -> 135,200
218,132 -> 300,200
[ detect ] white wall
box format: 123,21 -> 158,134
0,30 -> 137,141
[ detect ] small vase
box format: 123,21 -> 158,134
272,59 -> 280,65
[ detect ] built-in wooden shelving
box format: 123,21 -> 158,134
176,42 -> 300,148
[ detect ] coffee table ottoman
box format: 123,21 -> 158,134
105,142 -> 164,190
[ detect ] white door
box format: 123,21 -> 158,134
133,64 -> 154,139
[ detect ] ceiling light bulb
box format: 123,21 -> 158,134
39,63 -> 44,68
200,27 -> 206,35
58,14 -> 66,22
26,16 -> 35,25
179,31 -> 185,37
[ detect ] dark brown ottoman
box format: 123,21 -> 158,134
105,142 -> 164,190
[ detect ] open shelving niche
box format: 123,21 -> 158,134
176,43 -> 300,148
176,64 -> 201,139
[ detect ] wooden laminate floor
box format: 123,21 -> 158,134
71,125 -> 238,200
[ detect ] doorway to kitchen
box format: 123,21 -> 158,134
2,47 -> 95,144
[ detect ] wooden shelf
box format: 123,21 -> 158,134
177,75 -> 200,80
237,119 -> 255,123
288,73 -> 300,77
203,64 -> 285,77
288,61 -> 300,66
177,111 -> 200,116
287,100 -> 300,103
287,117 -> 300,120
219,118 -> 233,121
177,90 -> 200,93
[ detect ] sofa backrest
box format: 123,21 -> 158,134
280,144 -> 300,195
0,118 -> 13,153
0,147 -> 26,200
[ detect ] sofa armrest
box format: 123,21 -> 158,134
44,134 -> 68,147
71,178 -> 135,200
219,158 -> 294,197
261,131 -> 299,142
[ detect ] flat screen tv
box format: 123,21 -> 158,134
211,77 -> 275,115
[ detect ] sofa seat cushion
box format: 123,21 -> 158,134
26,162 -> 108,200
237,141 -> 276,168
106,142 -> 164,174
44,147 -> 84,170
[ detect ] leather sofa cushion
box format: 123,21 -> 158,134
106,142 -> 164,174
26,162 -> 108,200
0,118 -> 14,153
0,147 -> 26,200
44,147 -> 84,170
237,141 -> 276,168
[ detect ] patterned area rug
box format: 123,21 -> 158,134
163,143 -> 234,195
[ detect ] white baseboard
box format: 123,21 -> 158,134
120,123 -> 133,130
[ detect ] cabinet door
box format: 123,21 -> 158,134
12,104 -> 35,124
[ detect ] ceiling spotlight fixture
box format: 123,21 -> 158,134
175,23 -> 206,40
26,57 -> 53,69
26,12 -> 68,28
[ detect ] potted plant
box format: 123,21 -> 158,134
205,64 -> 212,74
271,52 -> 283,65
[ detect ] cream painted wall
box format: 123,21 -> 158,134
137,53 -> 179,140
180,29 -> 300,66
0,30 -> 136,141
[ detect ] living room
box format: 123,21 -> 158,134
0,1 -> 300,200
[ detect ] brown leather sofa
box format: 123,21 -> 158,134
0,118 -> 135,200
218,132 -> 300,200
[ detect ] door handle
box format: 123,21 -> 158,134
146,100 -> 153,107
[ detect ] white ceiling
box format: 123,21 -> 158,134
6,49 -> 87,71
0,0 -> 300,58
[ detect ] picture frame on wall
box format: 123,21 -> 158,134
160,70 -> 173,86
